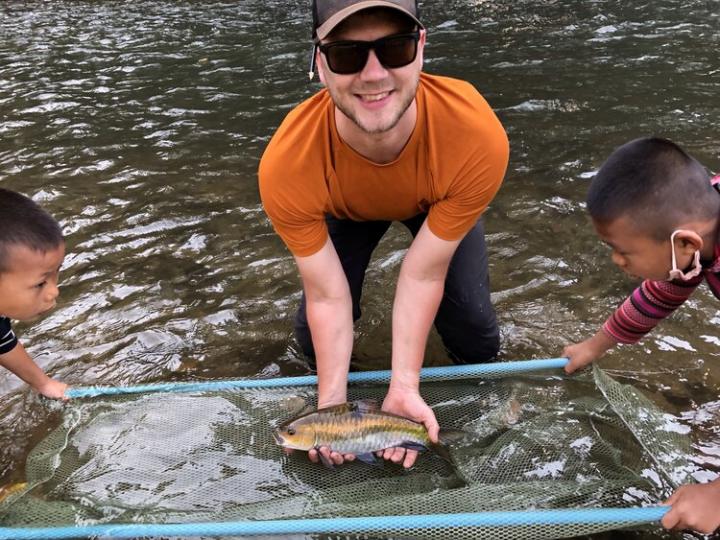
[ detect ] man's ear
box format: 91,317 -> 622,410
672,229 -> 703,255
417,28 -> 426,66
316,48 -> 327,86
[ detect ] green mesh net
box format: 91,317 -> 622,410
0,365 -> 692,539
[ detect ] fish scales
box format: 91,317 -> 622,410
305,409 -> 428,454
273,401 -> 460,464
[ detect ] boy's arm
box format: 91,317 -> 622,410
0,342 -> 68,399
661,479 -> 720,534
565,277 -> 702,373
563,328 -> 617,373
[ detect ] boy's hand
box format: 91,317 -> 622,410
563,330 -> 616,374
661,481 -> 720,535
36,379 -> 69,401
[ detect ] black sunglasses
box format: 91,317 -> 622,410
314,31 -> 420,76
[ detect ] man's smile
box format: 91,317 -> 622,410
355,90 -> 393,104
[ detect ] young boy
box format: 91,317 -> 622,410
563,137 -> 720,535
0,187 -> 68,400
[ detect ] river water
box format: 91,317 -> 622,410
0,1 -> 718,538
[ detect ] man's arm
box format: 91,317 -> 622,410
0,342 -> 68,399
294,237 -> 357,466
381,219 -> 461,467
295,237 -> 354,406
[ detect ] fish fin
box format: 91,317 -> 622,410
355,452 -> 380,465
315,447 -> 335,469
317,403 -> 354,415
279,396 -> 312,417
350,399 -> 381,413
398,442 -> 427,453
297,404 -> 316,417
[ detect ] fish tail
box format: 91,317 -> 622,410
429,441 -> 454,464
438,428 -> 467,445
431,428 -> 467,464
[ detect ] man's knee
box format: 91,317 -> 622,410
445,330 -> 500,364
436,303 -> 500,364
293,306 -> 316,360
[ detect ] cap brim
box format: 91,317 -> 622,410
315,1 -> 423,41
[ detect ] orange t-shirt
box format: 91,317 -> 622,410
258,73 -> 509,257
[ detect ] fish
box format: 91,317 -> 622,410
0,482 -> 27,503
272,399 -> 464,467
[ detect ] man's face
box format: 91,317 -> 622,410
0,243 -> 65,321
317,12 -> 425,135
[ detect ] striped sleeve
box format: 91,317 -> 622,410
602,277 -> 703,344
0,317 -> 18,354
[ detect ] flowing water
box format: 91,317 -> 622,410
0,1 -> 718,538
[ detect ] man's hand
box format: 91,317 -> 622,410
305,398 -> 357,467
307,446 -> 356,467
563,330 -> 616,374
36,378 -> 69,401
661,481 -> 720,535
380,386 -> 439,469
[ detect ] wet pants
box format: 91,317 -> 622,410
294,213 -> 500,364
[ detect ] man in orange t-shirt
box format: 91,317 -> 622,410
259,0 -> 509,468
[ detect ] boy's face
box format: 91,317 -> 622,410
0,243 -> 65,321
593,216 -> 682,281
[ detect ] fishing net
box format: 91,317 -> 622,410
0,364 -> 692,539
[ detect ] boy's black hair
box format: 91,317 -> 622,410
587,137 -> 717,241
0,187 -> 64,273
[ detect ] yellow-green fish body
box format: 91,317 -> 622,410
273,400 -> 457,464
0,482 -> 27,503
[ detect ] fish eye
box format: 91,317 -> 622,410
286,428 -> 296,436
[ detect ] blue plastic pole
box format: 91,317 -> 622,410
0,506 -> 668,539
65,358 -> 569,398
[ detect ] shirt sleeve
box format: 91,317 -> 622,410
0,317 -> 18,355
257,95 -> 331,258
602,277 -> 703,344
428,140 -> 508,241
259,182 -> 329,258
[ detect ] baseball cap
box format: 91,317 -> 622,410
312,0 -> 423,41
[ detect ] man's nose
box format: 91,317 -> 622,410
359,49 -> 388,80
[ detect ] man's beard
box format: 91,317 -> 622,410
331,78 -> 419,135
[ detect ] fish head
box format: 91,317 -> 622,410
272,417 -> 316,451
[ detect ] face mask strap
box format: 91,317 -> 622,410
668,229 -> 702,281
669,229 -> 681,272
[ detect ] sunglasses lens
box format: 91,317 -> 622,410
327,44 -> 369,74
376,35 -> 418,68
322,33 -> 419,75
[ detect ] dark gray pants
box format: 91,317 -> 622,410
294,213 -> 499,364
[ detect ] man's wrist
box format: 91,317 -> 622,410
388,374 -> 420,395
317,389 -> 347,409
